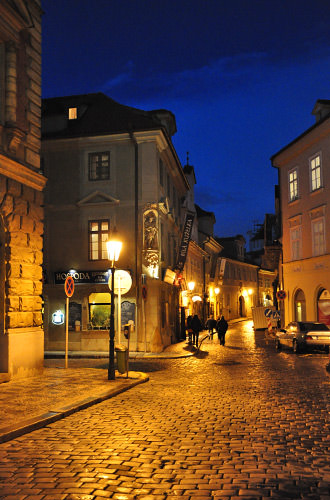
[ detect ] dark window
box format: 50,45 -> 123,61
159,159 -> 164,186
88,152 -> 110,181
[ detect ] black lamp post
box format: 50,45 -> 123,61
106,229 -> 122,380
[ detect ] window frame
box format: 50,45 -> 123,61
309,153 -> 322,192
68,107 -> 77,120
311,216 -> 326,256
88,151 -> 110,181
88,219 -> 110,261
290,225 -> 302,261
288,167 -> 299,202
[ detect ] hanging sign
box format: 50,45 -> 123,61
176,213 -> 194,271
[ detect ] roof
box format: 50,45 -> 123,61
42,92 -> 177,140
271,99 -> 330,163
195,203 -> 215,221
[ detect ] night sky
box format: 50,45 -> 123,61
42,0 -> 330,240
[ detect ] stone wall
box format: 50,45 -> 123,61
0,0 -> 45,378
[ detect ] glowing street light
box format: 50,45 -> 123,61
106,228 -> 122,380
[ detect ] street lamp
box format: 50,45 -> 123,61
106,228 -> 122,380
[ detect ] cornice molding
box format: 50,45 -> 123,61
0,153 -> 46,191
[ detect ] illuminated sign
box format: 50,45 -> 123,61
52,310 -> 64,325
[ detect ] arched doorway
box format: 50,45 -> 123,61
294,289 -> 306,322
239,295 -> 245,317
317,289 -> 330,327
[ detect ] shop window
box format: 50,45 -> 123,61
88,292 -> 110,329
317,289 -> 330,327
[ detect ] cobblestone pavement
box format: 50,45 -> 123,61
1,320 -> 330,499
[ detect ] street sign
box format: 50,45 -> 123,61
108,270 -> 132,295
264,308 -> 273,317
64,275 -> 74,297
277,290 -> 286,300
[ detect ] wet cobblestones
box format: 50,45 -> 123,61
1,320 -> 330,499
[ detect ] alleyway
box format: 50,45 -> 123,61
0,320 -> 330,499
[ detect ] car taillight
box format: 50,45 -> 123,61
305,335 -> 312,340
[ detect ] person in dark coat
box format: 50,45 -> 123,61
216,315 -> 228,345
191,314 -> 203,347
206,316 -> 217,337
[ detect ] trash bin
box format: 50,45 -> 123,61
115,345 -> 128,374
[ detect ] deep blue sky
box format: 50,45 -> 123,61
42,0 -> 330,239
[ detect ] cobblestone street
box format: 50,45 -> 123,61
1,320 -> 330,499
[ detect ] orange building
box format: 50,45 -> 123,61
271,99 -> 330,326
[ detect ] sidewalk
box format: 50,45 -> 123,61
0,320 -> 247,444
0,340 -> 195,444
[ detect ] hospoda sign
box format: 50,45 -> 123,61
176,213 -> 194,272
54,270 -> 110,285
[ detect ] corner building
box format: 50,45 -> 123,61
42,93 -> 189,353
0,0 -> 45,379
271,99 -> 330,325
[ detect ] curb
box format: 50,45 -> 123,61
0,372 -> 149,444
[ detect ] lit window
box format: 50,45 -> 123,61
310,154 -> 322,191
88,293 -> 110,329
89,220 -> 109,260
312,217 -> 325,256
288,168 -> 298,201
290,226 -> 302,260
68,107 -> 77,120
88,152 -> 110,181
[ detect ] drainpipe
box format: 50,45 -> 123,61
129,131 -> 139,349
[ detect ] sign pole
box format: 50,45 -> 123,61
65,296 -> 69,368
64,275 -> 75,369
118,274 -> 121,344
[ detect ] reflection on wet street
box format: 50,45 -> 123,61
1,319 -> 330,499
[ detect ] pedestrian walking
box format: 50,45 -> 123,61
186,315 -> 193,345
206,316 -> 217,338
216,315 -> 228,345
191,314 -> 203,347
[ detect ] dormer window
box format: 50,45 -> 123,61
68,107 -> 77,120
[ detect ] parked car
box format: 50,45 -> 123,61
275,321 -> 330,353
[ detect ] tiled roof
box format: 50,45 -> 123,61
42,92 -> 176,139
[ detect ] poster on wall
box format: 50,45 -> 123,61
121,301 -> 135,329
69,302 -> 82,330
318,289 -> 330,327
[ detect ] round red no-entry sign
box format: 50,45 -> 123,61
64,276 -> 74,297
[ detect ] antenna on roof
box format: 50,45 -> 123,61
186,151 -> 189,165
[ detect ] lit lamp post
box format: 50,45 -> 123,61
106,229 -> 122,380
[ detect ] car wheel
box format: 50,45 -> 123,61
275,339 -> 281,350
293,340 -> 299,353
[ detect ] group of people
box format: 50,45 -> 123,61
186,314 -> 228,347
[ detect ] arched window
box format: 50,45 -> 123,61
294,289 -> 306,322
317,289 -> 330,327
